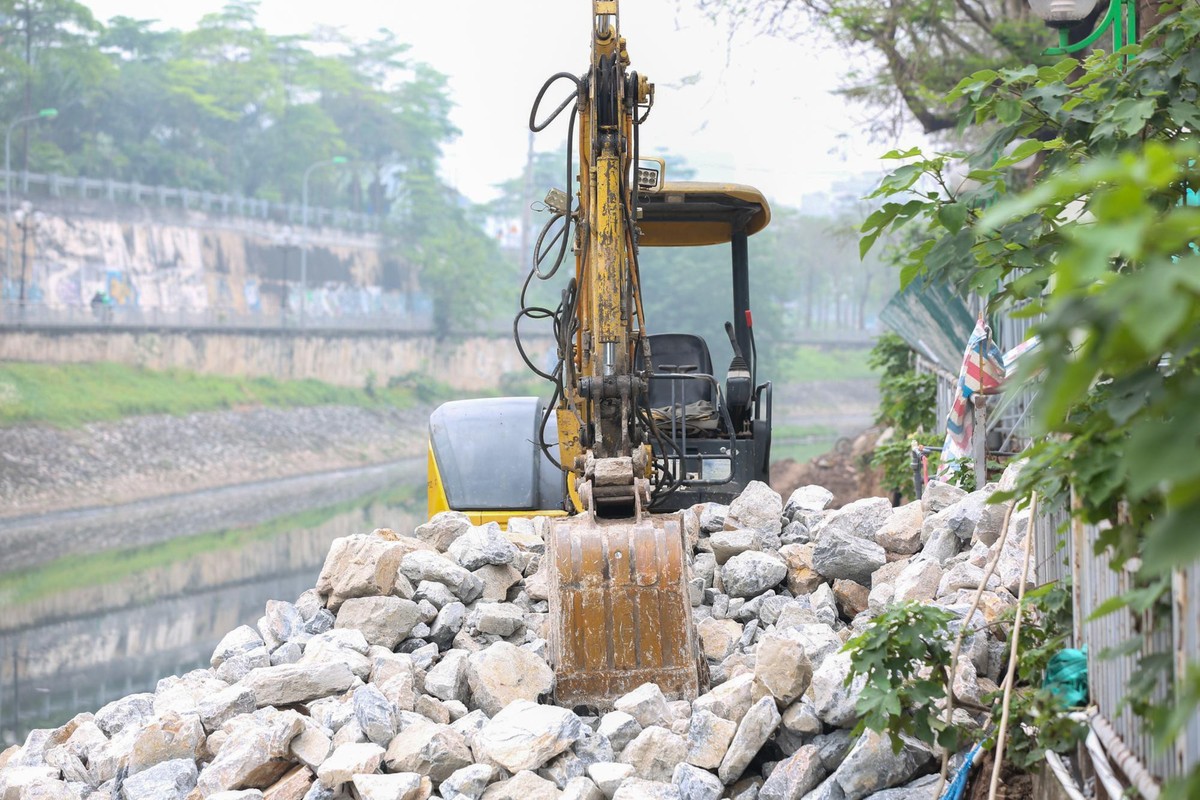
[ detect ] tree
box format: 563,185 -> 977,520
860,8 -> 1200,795
696,0 -> 1047,136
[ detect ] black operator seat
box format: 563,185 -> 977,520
641,333 -> 715,408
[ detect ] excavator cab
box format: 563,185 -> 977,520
634,181 -> 773,511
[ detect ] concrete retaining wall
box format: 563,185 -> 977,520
0,327 -> 553,391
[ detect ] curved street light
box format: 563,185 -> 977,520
5,108 -> 57,299
1028,0 -> 1136,54
300,156 -> 349,328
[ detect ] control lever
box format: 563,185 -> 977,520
724,321 -> 752,410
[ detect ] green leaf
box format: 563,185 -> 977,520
994,139 -> 1045,169
937,202 -> 969,234
995,99 -> 1022,125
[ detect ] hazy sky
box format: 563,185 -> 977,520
85,1 -> 926,209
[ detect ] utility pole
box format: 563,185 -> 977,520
520,130 -> 535,273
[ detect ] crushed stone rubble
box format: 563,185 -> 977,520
0,465 -> 1032,800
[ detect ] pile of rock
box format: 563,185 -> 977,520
0,469 -> 1030,800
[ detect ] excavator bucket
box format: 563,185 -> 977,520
546,512 -> 706,710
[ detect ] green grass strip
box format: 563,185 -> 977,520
0,363 -> 461,428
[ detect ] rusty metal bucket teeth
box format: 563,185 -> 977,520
546,512 -> 705,710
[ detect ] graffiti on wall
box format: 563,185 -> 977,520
6,212 -> 428,322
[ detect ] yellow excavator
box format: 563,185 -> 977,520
427,1 -> 773,709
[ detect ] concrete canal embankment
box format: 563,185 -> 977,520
0,403 -> 429,522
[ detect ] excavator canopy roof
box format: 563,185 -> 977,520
637,181 -> 771,247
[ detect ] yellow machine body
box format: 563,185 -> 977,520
426,1 -> 773,709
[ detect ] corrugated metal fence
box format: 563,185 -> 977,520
1034,502 -> 1199,790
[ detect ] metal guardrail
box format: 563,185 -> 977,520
1,169 -> 382,233
0,302 -> 436,333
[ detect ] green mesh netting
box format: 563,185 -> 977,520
1044,646 -> 1089,707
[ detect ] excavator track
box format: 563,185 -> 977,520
546,512 -> 706,709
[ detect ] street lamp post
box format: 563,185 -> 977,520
1028,0 -> 1137,54
300,156 -> 348,328
5,108 -> 57,300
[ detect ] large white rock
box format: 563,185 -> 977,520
317,533 -> 427,609
197,709 -> 306,795
685,708 -> 737,770
241,661 -> 356,707
613,683 -> 672,729
784,486 -> 834,515
467,642 -> 555,716
449,523 -> 519,569
210,626 -> 266,670
588,762 -> 635,799
335,596 -> 421,649
480,770 -> 563,800
752,629 -> 813,707
416,511 -> 473,551
692,673 -> 754,725
718,696 -> 781,784
127,711 -> 206,773
873,502 -> 924,555
425,649 -> 471,703
384,717 -> 473,784
618,726 -> 687,782
474,700 -> 584,773
810,651 -> 865,729
316,742 -> 386,788
597,711 -> 642,755
352,772 -> 429,800
673,763 -> 722,800
811,497 -> 893,543
121,758 -> 198,800
725,480 -> 784,541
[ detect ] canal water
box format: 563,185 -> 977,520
0,459 -> 426,746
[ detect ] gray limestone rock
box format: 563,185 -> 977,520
685,709 -> 737,770
722,551 -> 788,599
441,763 -> 500,800
784,486 -> 834,517
811,530 -> 887,586
353,684 -> 397,747
425,649 -> 471,703
315,742 -> 385,789
383,718 -> 473,784
400,551 -> 484,604
449,523 -> 520,570
121,758 -> 198,800
752,629 -> 813,707
872,503 -> 924,556
672,762 -> 723,800
920,481 -> 965,515
759,745 -> 828,800
810,498 -> 892,544
711,530 -> 764,565
828,731 -> 933,800
211,626 -> 267,670
598,711 -> 642,755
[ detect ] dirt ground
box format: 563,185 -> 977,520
769,426 -> 887,508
